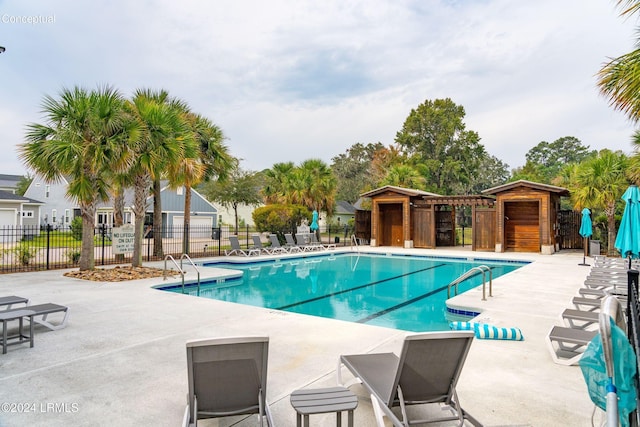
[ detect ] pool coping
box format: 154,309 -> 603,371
0,246 -> 601,426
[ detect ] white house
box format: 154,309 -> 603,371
24,174 -> 218,236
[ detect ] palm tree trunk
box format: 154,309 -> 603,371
132,174 -> 149,267
153,178 -> 164,257
79,201 -> 97,271
113,187 -> 125,263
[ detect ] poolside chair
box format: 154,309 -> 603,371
268,234 -> 289,254
547,325 -> 598,365
336,331 -> 482,427
225,235 -> 260,257
295,233 -> 321,251
310,233 -> 336,250
184,336 -> 273,427
284,234 -> 303,253
251,235 -> 274,255
562,308 -> 599,330
0,296 -> 29,310
1,303 -> 69,330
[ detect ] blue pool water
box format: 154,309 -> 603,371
157,253 -> 526,332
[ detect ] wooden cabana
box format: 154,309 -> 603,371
359,186 -> 495,250
482,180 -> 569,254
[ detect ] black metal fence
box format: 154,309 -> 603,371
0,224 -> 352,274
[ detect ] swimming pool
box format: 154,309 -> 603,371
158,253 -> 526,332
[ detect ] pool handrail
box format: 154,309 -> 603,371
350,234 -> 360,252
180,254 -> 201,296
447,265 -> 493,300
164,254 -> 187,293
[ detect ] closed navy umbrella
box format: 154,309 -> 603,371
579,208 -> 592,266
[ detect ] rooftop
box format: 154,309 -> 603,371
0,247 -> 606,426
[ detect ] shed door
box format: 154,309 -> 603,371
505,201 -> 540,252
380,204 -> 403,246
412,207 -> 433,248
474,208 -> 495,251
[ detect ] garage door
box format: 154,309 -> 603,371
173,216 -> 213,238
0,210 -> 17,244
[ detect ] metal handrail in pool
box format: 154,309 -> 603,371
180,254 -> 201,295
447,265 -> 493,300
164,255 -> 186,292
350,234 -> 360,252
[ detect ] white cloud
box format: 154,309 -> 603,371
0,0 -> 637,176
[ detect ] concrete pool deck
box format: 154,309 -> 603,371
0,247 -> 610,426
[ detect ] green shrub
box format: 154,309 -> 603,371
70,217 -> 83,240
253,204 -> 311,238
12,243 -> 36,266
65,249 -> 81,265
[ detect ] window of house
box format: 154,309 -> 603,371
45,185 -> 50,198
21,210 -> 34,218
64,209 -> 70,224
177,186 -> 184,196
52,209 -> 57,223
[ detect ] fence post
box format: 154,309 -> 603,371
46,224 -> 51,270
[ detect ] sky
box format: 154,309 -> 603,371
0,0 -> 638,176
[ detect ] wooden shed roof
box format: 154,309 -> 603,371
481,180 -> 569,196
360,185 -> 441,198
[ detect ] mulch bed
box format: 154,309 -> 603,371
64,265 -> 180,282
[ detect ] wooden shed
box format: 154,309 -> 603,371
360,186 -> 440,248
482,180 -> 569,254
359,186 -> 496,250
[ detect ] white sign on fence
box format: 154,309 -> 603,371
112,224 -> 135,254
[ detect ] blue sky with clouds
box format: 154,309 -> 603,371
0,0 -> 637,176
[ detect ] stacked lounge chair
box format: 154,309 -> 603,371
547,256 -> 629,365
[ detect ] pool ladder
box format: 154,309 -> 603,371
164,254 -> 201,295
447,265 -> 492,300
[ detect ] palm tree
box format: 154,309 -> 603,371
19,85 -> 138,270
262,162 -> 296,205
381,164 -> 426,189
296,159 -> 337,216
169,113 -> 232,254
567,149 -> 629,255
598,1 -> 640,121
126,89 -> 192,266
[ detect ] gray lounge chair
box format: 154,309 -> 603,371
562,308 -> 599,330
225,235 -> 260,257
0,296 -> 29,310
295,233 -> 321,251
251,235 -> 273,255
284,234 -> 303,253
310,233 -> 336,250
268,234 -> 289,254
1,303 -> 69,331
337,331 -> 482,426
184,336 -> 273,427
572,296 -> 600,312
547,325 -> 597,365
